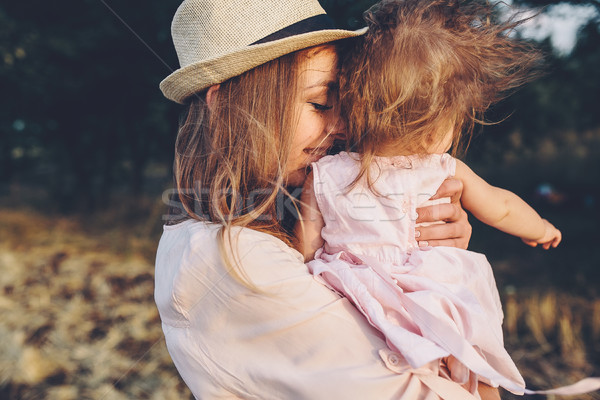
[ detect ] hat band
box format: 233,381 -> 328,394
252,14 -> 336,45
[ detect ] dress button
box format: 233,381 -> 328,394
401,201 -> 409,214
388,353 -> 400,366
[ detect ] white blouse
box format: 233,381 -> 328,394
154,220 -> 475,399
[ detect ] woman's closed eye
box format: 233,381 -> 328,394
310,102 -> 333,111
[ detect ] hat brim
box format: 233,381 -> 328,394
160,27 -> 367,104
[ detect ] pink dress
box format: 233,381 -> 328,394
307,152 -> 526,396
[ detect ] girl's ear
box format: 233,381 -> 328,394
206,84 -> 220,110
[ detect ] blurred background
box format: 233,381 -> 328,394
0,0 -> 598,398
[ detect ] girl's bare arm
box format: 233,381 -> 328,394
455,160 -> 561,249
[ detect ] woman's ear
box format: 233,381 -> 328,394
206,84 -> 220,110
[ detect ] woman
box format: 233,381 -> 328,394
155,0 -> 486,398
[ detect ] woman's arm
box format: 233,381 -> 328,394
454,159 -> 561,249
415,178 -> 473,249
295,171 -> 325,261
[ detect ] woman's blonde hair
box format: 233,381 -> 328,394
340,0 -> 541,187
171,45 -> 334,287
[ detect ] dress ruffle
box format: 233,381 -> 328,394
308,247 -> 526,395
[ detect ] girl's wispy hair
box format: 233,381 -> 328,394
340,0 -> 542,188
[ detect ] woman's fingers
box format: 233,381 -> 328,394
415,202 -> 461,224
415,208 -> 471,250
419,238 -> 463,249
414,178 -> 471,249
416,226 -> 471,249
429,177 -> 463,204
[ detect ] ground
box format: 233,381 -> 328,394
0,207 -> 598,399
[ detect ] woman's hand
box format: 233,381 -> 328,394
415,178 -> 472,249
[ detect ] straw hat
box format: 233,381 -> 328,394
160,0 -> 367,104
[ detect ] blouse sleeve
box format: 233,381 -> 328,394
155,223 -> 450,399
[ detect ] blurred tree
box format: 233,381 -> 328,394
512,0 -> 600,12
467,0 -> 599,164
321,0 -> 378,28
479,19 -> 600,140
567,21 -> 600,131
1,0 -> 598,214
0,0 -> 181,212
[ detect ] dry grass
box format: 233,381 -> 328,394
0,209 -> 192,399
0,208 -> 598,399
501,289 -> 600,399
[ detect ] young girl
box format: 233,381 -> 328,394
296,0 -> 598,397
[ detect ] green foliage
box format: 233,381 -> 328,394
0,0 -> 599,213
472,19 -> 600,154
321,0 -> 378,29
512,0 -> 600,12
0,0 -> 181,211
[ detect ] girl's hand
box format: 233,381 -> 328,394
522,219 -> 562,250
415,178 -> 472,249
